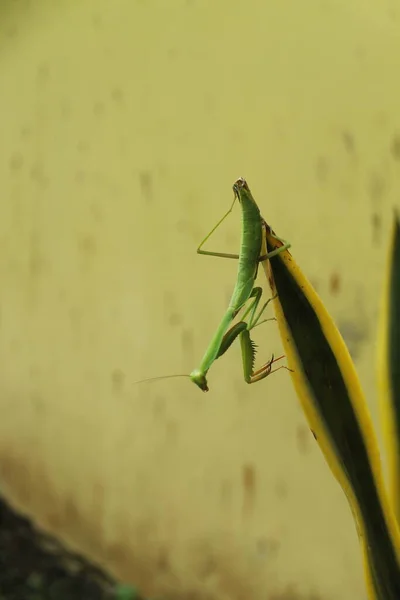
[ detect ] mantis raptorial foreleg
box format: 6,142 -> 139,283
237,288 -> 276,328
240,342 -> 288,383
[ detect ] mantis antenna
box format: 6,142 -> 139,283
134,374 -> 191,385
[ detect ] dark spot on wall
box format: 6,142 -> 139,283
167,47 -> 178,58
337,317 -> 368,360
77,234 -> 97,257
117,135 -> 129,157
354,46 -> 366,62
296,424 -> 310,455
374,110 -> 388,128
329,272 -> 341,295
242,464 -> 256,516
315,156 -> 329,184
68,306 -> 82,332
76,140 -> 89,154
30,162 -> 49,189
197,554 -> 216,580
371,212 -> 382,245
75,170 -> 86,184
91,482 -> 105,528
20,126 -> 31,140
176,219 -> 201,241
175,219 -> 190,233
29,232 -> 47,277
341,131 -> 355,153
168,312 -> 182,327
92,13 -> 103,28
2,24 -> 18,39
111,87 -> 124,105
9,338 -> 21,354
165,420 -> 179,442
60,100 -> 72,121
139,170 -> 153,203
190,541 -> 217,580
256,537 -> 280,558
156,546 -> 170,572
29,364 -> 40,380
9,152 -> 24,171
0,449 -> 33,508
90,203 -> 102,223
275,479 -> 288,499
36,62 -> 51,85
58,287 -> 67,303
181,328 -> 194,356
390,134 -> 400,160
30,392 -> 45,415
62,496 -> 81,540
134,518 -> 157,547
368,171 -> 385,202
93,101 -> 105,117
152,395 -> 166,418
163,290 -> 183,330
163,291 -> 176,310
111,368 -> 125,394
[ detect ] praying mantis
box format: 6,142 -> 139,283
189,177 -> 291,391
137,177 -> 291,392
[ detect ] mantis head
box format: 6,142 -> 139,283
232,176 -> 249,199
189,369 -> 209,392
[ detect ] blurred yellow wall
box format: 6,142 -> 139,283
1,1 -> 400,598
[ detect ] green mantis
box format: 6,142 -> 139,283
136,177 -> 290,392
189,177 -> 291,392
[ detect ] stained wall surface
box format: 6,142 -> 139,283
1,1 -> 400,599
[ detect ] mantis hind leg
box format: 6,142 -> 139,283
196,196 -> 240,260
239,287 -> 277,331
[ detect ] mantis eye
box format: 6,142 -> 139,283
233,177 -> 248,197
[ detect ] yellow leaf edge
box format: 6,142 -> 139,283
377,212 -> 400,523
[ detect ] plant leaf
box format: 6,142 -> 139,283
377,212 -> 400,525
261,221 -> 400,600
